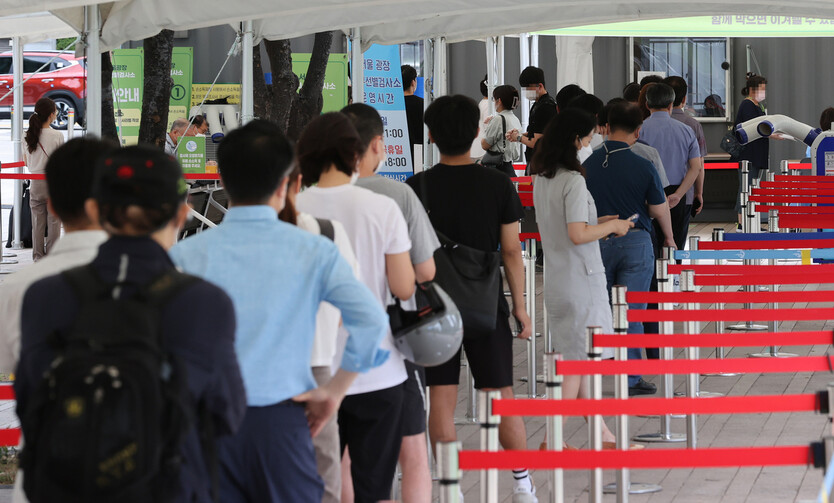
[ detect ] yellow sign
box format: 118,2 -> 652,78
191,84 -> 241,107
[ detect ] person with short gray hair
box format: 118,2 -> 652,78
165,118 -> 190,155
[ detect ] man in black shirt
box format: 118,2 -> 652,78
407,95 -> 538,503
509,66 -> 558,171
402,64 -> 423,167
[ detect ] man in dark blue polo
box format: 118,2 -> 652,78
583,102 -> 675,396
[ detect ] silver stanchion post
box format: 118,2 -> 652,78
0,163 -> 18,271
544,352 -> 564,503
681,270 -> 699,449
729,172 -> 768,333
67,109 -> 75,140
606,287 -> 661,499
479,390 -> 501,503
687,236 -> 723,398
437,441 -> 462,503
455,352 -> 479,425
587,327 -> 604,503
702,228 -> 739,377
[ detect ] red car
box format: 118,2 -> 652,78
0,51 -> 86,129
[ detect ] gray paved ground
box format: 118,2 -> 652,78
0,204 -> 830,501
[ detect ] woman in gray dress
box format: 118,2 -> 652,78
531,109 -> 633,447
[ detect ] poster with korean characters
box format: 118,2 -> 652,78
362,44 -> 413,181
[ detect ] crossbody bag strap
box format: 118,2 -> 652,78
38,142 -> 49,159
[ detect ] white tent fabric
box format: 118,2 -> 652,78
555,36 -> 594,95
0,12 -> 76,44
0,0 -> 109,18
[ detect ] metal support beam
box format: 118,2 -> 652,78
350,28 -> 363,104
85,5 -> 102,136
240,20 -> 255,125
11,37 -> 23,250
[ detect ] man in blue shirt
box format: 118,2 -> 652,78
639,83 -> 703,250
584,102 -> 675,396
169,120 -> 389,503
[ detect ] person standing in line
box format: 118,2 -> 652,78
731,73 -> 769,224
402,64 -> 424,166
23,98 -> 64,261
639,83 -> 702,250
511,66 -> 558,172
531,108 -> 637,443
583,102 -> 676,396
407,95 -> 537,503
345,102 -> 440,503
470,75 -> 489,161
295,112 -> 416,503
170,120 -> 390,503
664,76 -> 706,217
481,84 -> 522,177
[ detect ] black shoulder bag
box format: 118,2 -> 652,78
480,114 -> 507,170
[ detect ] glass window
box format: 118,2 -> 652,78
399,42 -> 423,76
631,37 -> 730,121
23,57 -> 54,73
0,57 -> 11,75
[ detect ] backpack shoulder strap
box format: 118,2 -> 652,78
61,264 -> 108,303
316,218 -> 335,242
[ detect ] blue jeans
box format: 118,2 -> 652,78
600,230 -> 654,387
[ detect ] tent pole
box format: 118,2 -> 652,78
422,38 -> 434,170
496,36 -> 504,85
11,37 -> 23,250
485,37 -> 495,115
85,5 -> 102,136
240,20 -> 254,125
519,33 -> 530,133
531,34 -> 540,68
350,28 -> 363,104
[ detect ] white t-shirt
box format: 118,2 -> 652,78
296,184 -> 412,394
23,127 -> 64,174
296,213 -> 360,369
470,98 -> 489,159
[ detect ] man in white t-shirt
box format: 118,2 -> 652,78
295,112 -> 415,503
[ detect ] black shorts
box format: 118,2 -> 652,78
401,361 -> 427,437
425,315 -> 514,389
339,383 -> 405,502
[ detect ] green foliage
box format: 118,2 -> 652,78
56,37 -> 77,52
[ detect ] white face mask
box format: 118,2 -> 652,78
755,91 -> 766,102
522,89 -> 538,101
376,153 -> 387,173
349,170 -> 360,185
578,144 -> 594,163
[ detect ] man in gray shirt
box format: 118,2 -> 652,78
665,76 -> 706,216
343,103 -> 439,503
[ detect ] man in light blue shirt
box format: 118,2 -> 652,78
169,120 -> 389,503
639,83 -> 702,249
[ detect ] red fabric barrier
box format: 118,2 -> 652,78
749,195 -> 834,204
667,264 -> 834,275
787,163 -> 813,170
705,162 -> 739,170
519,233 -> 541,242
761,182 -> 834,189
0,429 -> 20,447
592,331 -> 832,349
627,290 -> 834,304
628,307 -> 834,322
555,356 -> 833,376
0,161 -> 25,169
776,175 -> 834,182
458,446 -> 812,470
492,394 -> 819,417
754,188 -> 834,196
699,239 -> 834,250
755,205 -> 834,214
694,274 -> 834,286
0,173 -> 44,180
779,214 -> 834,228
0,386 -> 15,400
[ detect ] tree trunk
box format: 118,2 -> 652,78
252,43 -> 274,122
264,39 -> 298,132
287,31 -> 333,140
138,29 -> 175,149
100,51 -> 118,142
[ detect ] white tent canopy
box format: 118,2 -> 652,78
0,12 -> 76,45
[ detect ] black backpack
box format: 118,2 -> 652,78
18,265 -> 197,503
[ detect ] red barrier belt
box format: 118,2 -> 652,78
492,394 -> 819,417
458,446 -> 812,470
511,176 -> 532,184
700,239 -> 834,250
755,205 -> 834,214
705,162 -> 739,170
519,233 -> 541,242
667,264 -> 834,275
0,173 -> 44,180
627,290 -> 834,303
0,429 -> 20,447
749,195 -> 834,204
780,214 -> 834,228
694,274 -> 834,286
0,161 -> 25,169
628,307 -> 834,322
788,163 -> 813,170
754,188 -> 834,196
776,175 -> 834,182
0,386 -> 15,400
184,174 -> 220,180
555,356 -> 832,376
592,331 -> 832,349
761,182 -> 834,189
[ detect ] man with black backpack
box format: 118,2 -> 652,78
15,146 -> 246,503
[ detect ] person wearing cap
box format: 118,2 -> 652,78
169,120 -> 390,503
14,145 -> 246,502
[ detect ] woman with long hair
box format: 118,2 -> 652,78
531,108 -> 637,449
23,97 -> 64,261
731,73 -> 768,224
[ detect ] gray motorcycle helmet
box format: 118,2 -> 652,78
388,282 -> 463,367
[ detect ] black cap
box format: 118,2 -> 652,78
92,145 -> 188,209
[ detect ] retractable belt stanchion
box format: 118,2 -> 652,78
455,352 -> 478,425
0,161 -> 19,270
767,171 -> 779,234
544,352 -> 564,503
687,236 -> 723,398
521,235 -> 541,397
587,327 -> 604,503
606,286 -> 661,499
681,270 -> 699,449
479,390 -> 501,503
437,441 -> 462,503
633,258 -> 686,443
702,228 -> 738,377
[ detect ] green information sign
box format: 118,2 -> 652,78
177,135 -> 206,173
292,53 -> 349,113
168,47 -> 194,130
111,48 -> 143,146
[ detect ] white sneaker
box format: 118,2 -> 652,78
512,476 -> 538,503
